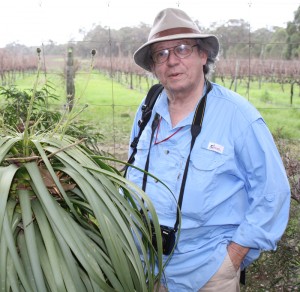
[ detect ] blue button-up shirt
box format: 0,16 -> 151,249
126,82 -> 290,291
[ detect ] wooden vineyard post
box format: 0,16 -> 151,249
66,47 -> 75,111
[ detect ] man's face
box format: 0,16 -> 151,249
150,38 -> 207,96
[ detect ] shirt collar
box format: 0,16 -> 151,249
153,83 -> 208,128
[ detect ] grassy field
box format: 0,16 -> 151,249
8,71 -> 300,151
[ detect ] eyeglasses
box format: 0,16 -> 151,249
151,44 -> 198,64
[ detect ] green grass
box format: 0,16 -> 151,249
10,72 -> 146,148
5,72 -> 300,148
73,72 -> 146,146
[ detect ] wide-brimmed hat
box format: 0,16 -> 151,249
134,8 -> 219,72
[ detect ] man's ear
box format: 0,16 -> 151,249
199,50 -> 208,63
199,49 -> 208,58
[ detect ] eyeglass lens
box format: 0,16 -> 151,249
152,44 -> 197,64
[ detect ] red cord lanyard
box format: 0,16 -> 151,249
154,117 -> 183,145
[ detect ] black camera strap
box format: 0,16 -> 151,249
142,80 -> 212,233
123,84 -> 164,176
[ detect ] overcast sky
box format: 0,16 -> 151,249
0,0 -> 299,48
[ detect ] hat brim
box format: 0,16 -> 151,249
134,33 -> 219,72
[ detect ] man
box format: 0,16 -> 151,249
126,7 -> 290,291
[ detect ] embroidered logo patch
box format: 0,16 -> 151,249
207,142 -> 224,154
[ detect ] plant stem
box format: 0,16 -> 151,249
23,52 -> 42,156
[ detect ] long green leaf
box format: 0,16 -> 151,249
55,244 -> 84,292
31,200 -> 66,292
0,164 -> 19,235
34,225 -> 59,292
51,225 -> 86,292
103,216 -> 136,292
17,230 -> 38,292
3,211 -> 33,292
7,254 -> 21,292
19,189 -> 47,292
0,199 -> 19,291
0,227 -> 8,290
78,269 -> 94,292
0,136 -> 22,162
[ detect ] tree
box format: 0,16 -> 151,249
265,27 -> 288,59
209,19 -> 251,58
285,5 -> 300,59
251,28 -> 273,58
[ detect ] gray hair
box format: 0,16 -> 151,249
196,38 -> 218,76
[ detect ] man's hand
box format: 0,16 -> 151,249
227,242 -> 249,271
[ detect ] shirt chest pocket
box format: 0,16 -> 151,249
190,139 -> 227,169
182,148 -> 228,221
192,149 -> 225,168
189,148 -> 227,191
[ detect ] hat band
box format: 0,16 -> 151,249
150,27 -> 200,41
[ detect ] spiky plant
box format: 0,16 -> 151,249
0,50 -> 163,291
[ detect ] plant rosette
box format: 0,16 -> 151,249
0,133 -> 163,292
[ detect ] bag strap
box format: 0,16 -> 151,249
173,80 -> 212,232
123,84 -> 164,175
141,80 -> 212,232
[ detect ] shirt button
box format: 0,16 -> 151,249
164,150 -> 169,155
